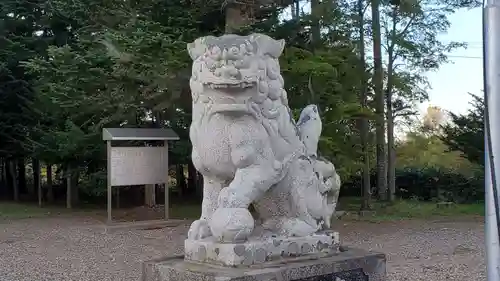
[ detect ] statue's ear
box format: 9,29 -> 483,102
272,39 -> 286,58
187,38 -> 206,60
187,42 -> 198,60
251,33 -> 285,58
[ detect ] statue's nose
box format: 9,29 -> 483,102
213,48 -> 241,79
222,48 -> 240,61
221,65 -> 240,79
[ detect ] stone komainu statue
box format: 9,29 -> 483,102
186,33 -> 341,243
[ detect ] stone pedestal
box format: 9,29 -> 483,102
184,231 -> 340,267
142,247 -> 386,281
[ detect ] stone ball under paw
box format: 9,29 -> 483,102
187,219 -> 212,240
209,208 -> 255,243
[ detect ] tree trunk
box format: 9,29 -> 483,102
371,0 -> 387,201
9,160 -> 19,202
17,158 -> 27,196
387,104 -> 396,202
33,158 -> 42,207
71,168 -> 79,206
292,0 -> 300,21
46,164 -> 54,203
357,0 -> 371,210
156,111 -> 163,128
1,158 -> 6,196
187,160 -> 197,198
311,0 -> 321,49
1,158 -> 4,184
196,171 -> 204,198
66,166 -> 72,209
116,186 -> 120,208
386,7 -> 398,202
145,184 -> 156,207
176,164 -> 187,198
5,159 -> 11,198
64,165 -> 79,208
225,2 -> 253,33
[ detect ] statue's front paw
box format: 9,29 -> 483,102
187,219 -> 212,240
279,218 -> 318,237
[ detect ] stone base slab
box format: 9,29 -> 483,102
184,231 -> 340,267
142,247 -> 386,281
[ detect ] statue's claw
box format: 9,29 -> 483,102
278,217 -> 318,237
187,219 -> 212,240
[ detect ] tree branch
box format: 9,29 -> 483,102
393,104 -> 413,113
392,62 -> 405,72
363,2 -> 370,14
393,110 -> 417,118
396,15 -> 417,38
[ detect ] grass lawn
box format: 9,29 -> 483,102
0,202 -> 66,220
337,197 -> 484,221
0,197 -> 484,222
168,203 -> 201,219
0,201 -> 202,221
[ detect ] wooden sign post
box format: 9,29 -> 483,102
102,128 -> 179,225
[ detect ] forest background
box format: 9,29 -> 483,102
0,0 -> 486,218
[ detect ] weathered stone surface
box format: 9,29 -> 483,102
184,232 -> 340,267
168,32 -> 388,281
142,248 -> 386,281
186,33 -> 342,243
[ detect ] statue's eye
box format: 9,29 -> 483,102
211,46 -> 221,55
230,46 -> 239,54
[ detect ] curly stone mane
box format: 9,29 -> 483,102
188,34 -> 304,160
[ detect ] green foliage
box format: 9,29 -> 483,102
0,0 -> 482,204
441,93 -> 484,166
78,170 -> 107,197
24,43 -> 111,168
342,167 -> 483,203
339,197 -> 484,221
20,0 -> 215,182
0,73 -> 35,157
380,0 -> 472,120
279,30 -> 366,178
395,167 -> 483,203
396,132 -> 479,175
0,0 -> 52,159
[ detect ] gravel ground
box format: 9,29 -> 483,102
0,216 -> 484,281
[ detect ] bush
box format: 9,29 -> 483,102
341,167 -> 484,203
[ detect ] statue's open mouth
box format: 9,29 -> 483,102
205,81 -> 255,89
201,82 -> 257,115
